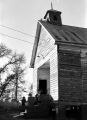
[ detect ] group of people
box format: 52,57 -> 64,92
29,89 -> 56,115
21,89 -> 56,116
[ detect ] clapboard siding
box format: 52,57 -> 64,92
33,26 -> 58,100
59,50 -> 81,66
59,78 -> 82,102
81,56 -> 87,102
50,47 -> 58,100
30,18 -> 87,120
58,49 -> 82,103
35,26 -> 55,65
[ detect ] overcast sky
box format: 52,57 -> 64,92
0,0 -> 87,97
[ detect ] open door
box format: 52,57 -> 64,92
39,80 -> 47,94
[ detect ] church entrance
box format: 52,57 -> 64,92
39,80 -> 47,94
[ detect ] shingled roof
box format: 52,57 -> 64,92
30,20 -> 87,68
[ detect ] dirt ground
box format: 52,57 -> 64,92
0,110 -> 56,120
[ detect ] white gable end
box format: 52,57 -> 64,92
34,24 -> 55,67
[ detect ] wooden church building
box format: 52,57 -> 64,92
30,9 -> 87,119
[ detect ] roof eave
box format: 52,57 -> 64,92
55,41 -> 87,48
30,22 -> 41,68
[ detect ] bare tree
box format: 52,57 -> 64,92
0,52 -> 25,74
0,74 -> 15,97
0,43 -> 26,101
0,43 -> 12,58
12,63 -> 26,101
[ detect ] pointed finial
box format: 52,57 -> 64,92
51,2 -> 53,10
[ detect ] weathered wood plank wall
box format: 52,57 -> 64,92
58,49 -> 82,103
81,52 -> 87,102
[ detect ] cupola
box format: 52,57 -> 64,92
44,9 -> 62,26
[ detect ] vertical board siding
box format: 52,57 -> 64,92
50,47 -> 58,100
